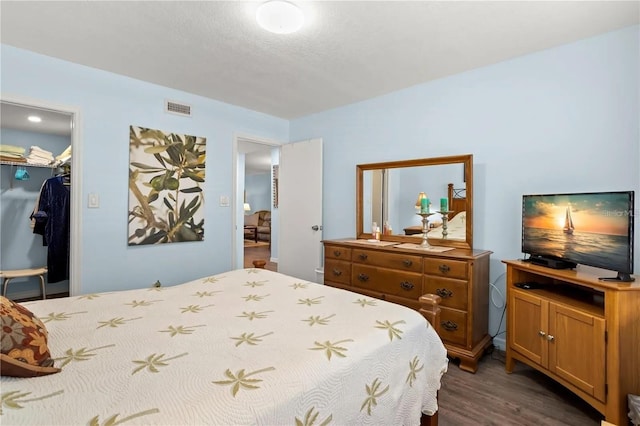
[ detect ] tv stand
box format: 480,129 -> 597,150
526,255 -> 576,270
599,272 -> 635,282
503,259 -> 640,425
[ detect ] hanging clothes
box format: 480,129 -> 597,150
31,175 -> 70,283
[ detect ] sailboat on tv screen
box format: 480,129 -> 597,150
563,205 -> 574,234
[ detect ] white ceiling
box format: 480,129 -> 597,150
2,1 -> 638,121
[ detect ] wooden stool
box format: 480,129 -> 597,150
0,267 -> 48,300
252,260 -> 267,269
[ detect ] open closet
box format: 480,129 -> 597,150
0,101 -> 73,300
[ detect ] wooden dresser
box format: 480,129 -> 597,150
323,239 -> 492,372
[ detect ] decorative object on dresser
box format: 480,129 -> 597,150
324,239 -> 491,373
503,259 -> 640,426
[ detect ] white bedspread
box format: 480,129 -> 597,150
1,269 -> 447,425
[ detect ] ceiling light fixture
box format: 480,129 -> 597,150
27,115 -> 42,123
256,1 -> 304,34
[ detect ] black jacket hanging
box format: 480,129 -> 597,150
32,175 -> 70,283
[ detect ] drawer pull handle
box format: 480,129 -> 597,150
332,269 -> 342,276
403,259 -> 413,267
357,273 -> 369,282
436,288 -> 453,298
438,264 -> 450,273
359,253 -> 368,260
441,320 -> 458,331
546,334 -> 555,342
400,281 -> 414,291
538,330 -> 546,337
333,250 -> 341,257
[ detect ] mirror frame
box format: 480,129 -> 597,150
356,154 -> 473,249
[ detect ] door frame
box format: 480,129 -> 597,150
232,133 -> 282,270
1,93 -> 83,296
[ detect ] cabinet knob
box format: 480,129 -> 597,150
546,334 -> 555,342
538,330 -> 546,337
400,281 -> 414,291
333,250 -> 341,257
358,273 -> 369,282
332,269 -> 342,276
359,253 -> 368,261
438,264 -> 450,273
441,320 -> 458,331
436,288 -> 453,298
403,259 -> 413,267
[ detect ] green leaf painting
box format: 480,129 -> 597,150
128,125 -> 206,245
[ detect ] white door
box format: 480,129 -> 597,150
278,138 -> 323,282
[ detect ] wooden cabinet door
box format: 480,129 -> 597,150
510,290 -> 548,368
548,303 -> 606,402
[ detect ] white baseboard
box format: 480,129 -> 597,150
492,336 -> 506,352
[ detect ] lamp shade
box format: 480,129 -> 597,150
244,203 -> 251,212
415,192 -> 427,208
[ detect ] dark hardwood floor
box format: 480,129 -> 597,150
439,350 -> 603,426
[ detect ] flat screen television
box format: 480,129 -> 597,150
522,191 -> 635,282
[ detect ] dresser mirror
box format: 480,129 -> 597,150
356,154 -> 473,249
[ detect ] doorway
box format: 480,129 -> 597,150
233,135 -> 280,270
0,95 -> 82,297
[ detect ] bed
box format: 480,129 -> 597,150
1,268 -> 448,425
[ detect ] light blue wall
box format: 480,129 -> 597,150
290,25 -> 640,349
0,129 -> 71,297
1,44 -> 289,294
245,173 -> 271,213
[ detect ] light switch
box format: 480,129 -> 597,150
219,195 -> 230,207
88,193 -> 99,208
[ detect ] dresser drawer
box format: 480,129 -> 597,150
424,258 -> 468,280
324,259 -> 351,285
424,276 -> 468,311
352,249 -> 422,273
324,245 -> 352,261
438,307 -> 467,346
352,265 -> 423,299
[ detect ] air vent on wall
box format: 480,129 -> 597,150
165,100 -> 192,117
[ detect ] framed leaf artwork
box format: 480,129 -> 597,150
128,125 -> 206,245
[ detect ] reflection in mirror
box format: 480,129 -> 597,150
357,155 -> 473,249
